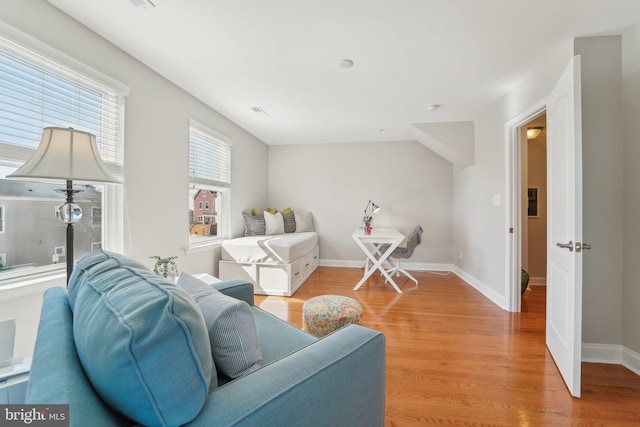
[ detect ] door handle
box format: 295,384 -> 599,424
556,241 -> 574,251
576,242 -> 591,252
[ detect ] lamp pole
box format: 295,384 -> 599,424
56,179 -> 83,284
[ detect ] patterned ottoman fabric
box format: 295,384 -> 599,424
302,295 -> 363,338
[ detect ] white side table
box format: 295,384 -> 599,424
0,357 -> 31,404
352,228 -> 405,293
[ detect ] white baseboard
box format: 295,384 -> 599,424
622,347 -> 640,376
581,343 -> 640,376
529,276 -> 546,286
451,266 -> 509,310
320,259 -> 452,272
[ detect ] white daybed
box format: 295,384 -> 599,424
219,231 -> 319,296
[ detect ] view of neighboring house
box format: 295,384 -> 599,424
0,180 -> 102,273
189,189 -> 217,237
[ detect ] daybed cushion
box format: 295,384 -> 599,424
67,250 -> 213,427
221,232 -> 318,263
177,273 -> 262,378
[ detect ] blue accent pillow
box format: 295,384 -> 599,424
177,273 -> 262,378
68,251 -> 214,427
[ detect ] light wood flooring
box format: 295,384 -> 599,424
254,266 -> 640,426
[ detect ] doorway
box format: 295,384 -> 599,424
505,104 -> 547,313
521,114 -> 547,296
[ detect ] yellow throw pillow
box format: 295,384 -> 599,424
251,208 -> 261,216
266,208 -> 278,214
281,207 -> 292,214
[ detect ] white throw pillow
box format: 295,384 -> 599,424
264,211 -> 285,235
294,211 -> 314,232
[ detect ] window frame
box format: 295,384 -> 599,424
0,205 -> 4,234
187,120 -> 232,251
0,27 -> 128,286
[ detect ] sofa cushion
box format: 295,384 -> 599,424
68,250 -> 213,427
177,273 -> 262,378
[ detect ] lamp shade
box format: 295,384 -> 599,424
7,127 -> 119,184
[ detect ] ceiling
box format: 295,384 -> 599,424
47,0 -> 640,146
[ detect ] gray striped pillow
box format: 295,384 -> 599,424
282,211 -> 296,233
177,273 -> 262,379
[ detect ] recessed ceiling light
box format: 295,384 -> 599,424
338,59 -> 354,69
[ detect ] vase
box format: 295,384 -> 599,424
364,224 -> 372,235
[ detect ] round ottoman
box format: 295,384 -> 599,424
302,295 -> 363,338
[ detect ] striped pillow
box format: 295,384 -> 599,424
177,273 -> 262,379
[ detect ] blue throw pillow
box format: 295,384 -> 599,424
177,273 -> 262,378
68,251 -> 213,427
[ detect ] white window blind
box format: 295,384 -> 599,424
189,122 -> 231,189
0,35 -> 125,179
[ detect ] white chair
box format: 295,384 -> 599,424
382,225 -> 423,285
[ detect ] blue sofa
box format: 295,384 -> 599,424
26,251 -> 386,426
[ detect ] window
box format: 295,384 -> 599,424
0,205 -> 4,233
0,33 -> 127,281
188,120 -> 231,248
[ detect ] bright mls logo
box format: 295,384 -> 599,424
0,405 -> 68,426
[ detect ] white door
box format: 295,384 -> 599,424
546,56 -> 583,397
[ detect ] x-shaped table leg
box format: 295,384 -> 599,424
353,239 -> 403,293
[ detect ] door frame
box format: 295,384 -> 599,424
505,101 -> 547,312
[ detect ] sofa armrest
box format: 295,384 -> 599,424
26,287 -> 131,427
186,325 -> 386,427
212,279 -> 254,305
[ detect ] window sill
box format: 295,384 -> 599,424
0,269 -> 66,301
186,239 -> 223,255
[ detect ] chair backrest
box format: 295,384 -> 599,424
393,225 -> 423,259
407,225 -> 423,250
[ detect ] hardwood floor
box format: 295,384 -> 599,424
254,266 -> 640,426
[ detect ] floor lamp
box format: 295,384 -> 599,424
8,127 -> 120,284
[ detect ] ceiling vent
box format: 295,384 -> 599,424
129,0 -> 156,8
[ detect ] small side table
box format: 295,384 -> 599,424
0,357 -> 31,404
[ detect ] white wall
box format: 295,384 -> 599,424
452,40 -> 570,309
0,0 -> 268,356
622,24 -> 640,356
268,141 -> 453,266
454,29 -> 640,362
575,36 -> 624,347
